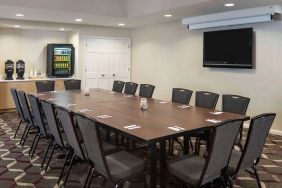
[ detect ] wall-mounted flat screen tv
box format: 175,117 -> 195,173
203,28 -> 253,69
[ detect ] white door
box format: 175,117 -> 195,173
85,37 -> 130,90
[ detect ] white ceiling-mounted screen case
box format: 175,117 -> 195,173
182,5 -> 282,30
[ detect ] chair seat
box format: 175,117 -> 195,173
227,150 -> 242,175
102,141 -> 116,154
168,155 -> 204,186
106,151 -> 145,182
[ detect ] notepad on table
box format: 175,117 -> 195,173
97,115 -> 112,119
206,119 -> 222,123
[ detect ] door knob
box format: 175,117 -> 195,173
113,74 -> 116,76
102,74 -> 105,77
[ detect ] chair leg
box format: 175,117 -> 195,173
14,119 -> 23,139
29,130 -> 39,156
57,149 -> 71,185
253,167 -> 262,188
31,134 -> 42,158
189,137 -> 194,151
194,137 -> 200,155
41,138 -> 53,170
21,125 -> 31,147
63,153 -> 76,186
83,166 -> 93,188
19,123 -> 28,145
45,143 -> 56,172
228,176 -> 234,188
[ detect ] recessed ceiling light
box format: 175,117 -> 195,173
164,14 -> 173,18
75,18 -> 83,22
118,23 -> 125,26
59,28 -> 65,31
15,13 -> 24,17
225,3 -> 235,7
14,25 -> 21,28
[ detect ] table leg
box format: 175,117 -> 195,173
160,140 -> 167,188
149,142 -> 157,188
183,135 -> 189,155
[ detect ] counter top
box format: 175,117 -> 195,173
0,77 -> 74,83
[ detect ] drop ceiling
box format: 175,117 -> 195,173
0,0 -> 281,28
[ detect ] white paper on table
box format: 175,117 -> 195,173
168,125 -> 185,132
124,95 -> 134,97
33,93 -> 45,96
47,98 -> 55,101
65,103 -> 77,107
178,105 -> 190,109
158,101 -> 168,104
206,119 -> 222,123
78,109 -> 91,113
97,115 -> 112,119
124,125 -> 141,130
210,111 -> 224,115
50,91 -> 58,93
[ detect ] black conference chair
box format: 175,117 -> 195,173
193,91 -> 220,154
168,88 -> 193,155
75,113 -> 147,188
172,88 -> 193,104
223,94 -> 250,150
139,84 -> 155,98
56,106 -> 117,186
227,113 -> 276,188
27,94 -> 50,158
36,81 -> 55,92
17,91 -> 36,147
195,91 -> 219,110
10,88 -> 26,139
40,100 -> 68,172
64,79 -> 81,90
124,82 -> 138,95
112,80 -> 125,93
56,106 -> 87,186
167,119 -> 243,187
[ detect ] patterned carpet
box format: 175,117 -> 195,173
0,112 -> 282,188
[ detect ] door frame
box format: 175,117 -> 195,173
83,36 -> 131,89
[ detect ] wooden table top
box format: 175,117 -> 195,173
34,89 -> 249,143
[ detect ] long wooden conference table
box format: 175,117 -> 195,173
34,89 -> 249,188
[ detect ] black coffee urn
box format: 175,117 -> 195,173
5,60 -> 14,80
16,60 -> 25,80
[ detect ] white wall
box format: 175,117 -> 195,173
0,28 -> 69,77
131,20 -> 282,131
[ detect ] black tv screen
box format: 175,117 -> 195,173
203,28 -> 253,69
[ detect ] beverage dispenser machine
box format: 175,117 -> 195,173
5,60 -> 14,80
46,44 -> 75,78
16,60 -> 25,80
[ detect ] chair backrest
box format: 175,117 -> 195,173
199,119 -> 242,186
139,84 -> 155,98
10,88 -> 24,120
222,95 -> 250,115
124,82 -> 138,95
28,94 -> 48,136
17,91 -> 34,126
64,79 -> 81,90
41,100 -> 65,147
112,80 -> 125,93
36,81 -> 55,92
235,113 -> 276,173
56,106 -> 85,160
75,113 -> 111,180
171,88 -> 193,104
196,91 -> 219,110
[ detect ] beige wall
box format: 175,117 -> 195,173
0,28 -> 68,78
131,21 -> 282,131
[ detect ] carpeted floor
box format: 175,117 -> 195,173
0,112 -> 282,188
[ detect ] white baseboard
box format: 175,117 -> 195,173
243,123 -> 282,136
